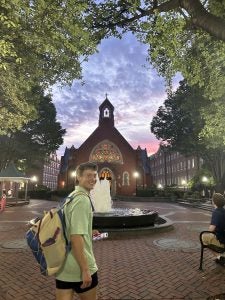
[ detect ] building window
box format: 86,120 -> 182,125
192,158 -> 195,168
122,172 -> 130,186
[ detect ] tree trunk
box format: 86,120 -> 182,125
180,0 -> 225,42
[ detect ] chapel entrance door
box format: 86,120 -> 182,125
99,168 -> 116,196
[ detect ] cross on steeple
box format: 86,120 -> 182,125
105,93 -> 108,99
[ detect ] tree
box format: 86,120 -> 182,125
2,0 -> 225,134
151,80 -> 225,190
89,0 -> 225,100
0,0 -> 100,131
0,89 -> 66,172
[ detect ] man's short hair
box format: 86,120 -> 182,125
76,162 -> 98,177
212,193 -> 225,208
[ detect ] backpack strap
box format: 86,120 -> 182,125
60,191 -> 95,250
62,191 -> 95,212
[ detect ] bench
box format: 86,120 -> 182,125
199,231 -> 225,270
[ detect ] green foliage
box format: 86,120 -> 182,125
151,80 -> 207,156
19,189 -> 51,200
143,16 -> 225,100
151,81 -> 225,189
0,0 -> 100,131
0,89 -> 66,171
86,0 -> 225,100
1,0 -> 225,136
188,169 -> 215,191
200,98 -> 225,148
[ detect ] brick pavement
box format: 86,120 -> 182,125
0,200 -> 225,300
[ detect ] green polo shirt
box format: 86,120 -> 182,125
56,186 -> 98,282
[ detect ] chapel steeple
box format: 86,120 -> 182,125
98,94 -> 115,127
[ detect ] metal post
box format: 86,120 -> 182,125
136,178 -> 137,195
25,180 -> 28,202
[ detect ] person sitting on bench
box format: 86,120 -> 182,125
202,193 -> 225,266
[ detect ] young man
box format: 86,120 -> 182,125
202,193 -> 225,266
56,162 -> 99,300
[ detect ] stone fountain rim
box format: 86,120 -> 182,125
93,215 -> 173,233
93,210 -> 158,217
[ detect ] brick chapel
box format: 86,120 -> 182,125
58,96 -> 152,196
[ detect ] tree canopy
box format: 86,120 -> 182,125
1,0 -> 225,133
89,0 -> 225,99
0,90 -> 66,172
151,80 -> 225,189
0,0 -> 100,132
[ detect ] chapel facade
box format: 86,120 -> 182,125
58,97 -> 152,196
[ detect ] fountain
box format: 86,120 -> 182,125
90,177 -> 159,229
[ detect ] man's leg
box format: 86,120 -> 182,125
78,287 -> 97,300
202,232 -> 225,259
56,288 -> 74,300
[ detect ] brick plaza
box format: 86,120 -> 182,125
0,200 -> 225,299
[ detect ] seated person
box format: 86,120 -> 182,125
202,193 -> 225,266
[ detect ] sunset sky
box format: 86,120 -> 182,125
52,32 -> 182,157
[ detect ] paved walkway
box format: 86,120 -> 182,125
0,200 -> 225,300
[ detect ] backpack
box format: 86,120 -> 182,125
25,191 -> 85,276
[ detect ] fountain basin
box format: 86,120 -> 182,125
93,208 -> 158,229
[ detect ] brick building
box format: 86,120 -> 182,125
30,152 -> 61,190
42,152 -> 61,190
150,146 -> 203,188
58,97 -> 152,196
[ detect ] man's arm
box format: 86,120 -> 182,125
70,234 -> 92,289
209,210 -> 217,232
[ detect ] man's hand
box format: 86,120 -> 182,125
81,270 -> 92,289
209,224 -> 216,232
92,229 -> 100,237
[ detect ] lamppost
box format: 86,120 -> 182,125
157,183 -> 163,189
181,179 -> 187,192
71,171 -> 76,189
202,176 -> 209,200
133,171 -> 139,196
31,175 -> 38,191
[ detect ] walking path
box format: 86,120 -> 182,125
0,200 -> 225,300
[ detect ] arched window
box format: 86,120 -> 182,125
122,171 -> 129,186
90,140 -> 123,163
103,108 -> 109,117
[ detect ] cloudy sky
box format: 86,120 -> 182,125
53,32 -> 181,157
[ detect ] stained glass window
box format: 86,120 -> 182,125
90,140 -> 123,163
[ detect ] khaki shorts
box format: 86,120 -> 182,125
202,232 -> 225,248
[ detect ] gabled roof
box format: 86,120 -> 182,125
0,162 -> 30,182
99,97 -> 114,111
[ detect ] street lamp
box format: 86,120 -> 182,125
30,175 -> 38,191
71,171 -> 76,189
181,179 -> 187,192
202,176 -> 208,183
31,175 -> 38,182
202,176 -> 209,200
133,172 -> 139,195
157,183 -> 163,189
